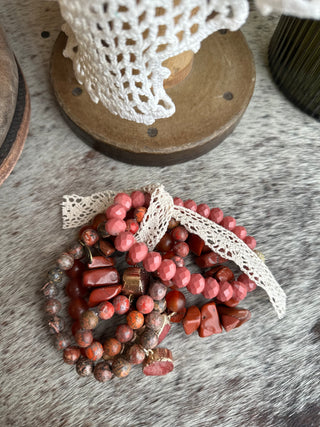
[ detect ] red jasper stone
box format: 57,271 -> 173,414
157,259 -> 176,281
209,207 -> 223,224
68,297 -> 88,320
171,226 -> 188,242
165,290 -> 186,312
183,306 -> 201,335
148,280 -> 167,301
114,192 -> 132,211
128,242 -> 148,263
202,277 -> 219,299
197,203 -> 210,217
233,225 -> 247,240
126,310 -> 144,329
188,234 -> 205,256
88,256 -> 115,269
199,302 -> 222,337
172,267 -> 191,288
130,190 -> 145,208
113,295 -> 130,315
106,203 -> 127,220
66,260 -> 86,279
83,267 -> 120,287
85,341 -> 104,361
184,199 -> 197,211
173,197 -> 184,206
126,218 -> 139,234
143,251 -> 162,272
136,295 -> 154,314
244,236 -> 257,250
232,281 -> 248,301
169,308 -> 186,323
173,241 -> 189,258
217,281 -> 233,302
143,192 -> 151,207
162,250 -> 175,260
98,240 -> 115,257
220,315 -> 241,332
103,337 -> 122,357
134,206 -> 147,223
217,305 -> 251,329
171,255 -> 184,267
98,301 -> 115,320
156,233 -> 174,252
222,298 -> 240,307
88,285 -> 122,307
81,228 -> 99,246
158,320 -> 171,343
126,344 -> 145,365
115,324 -> 134,343
63,346 -> 81,365
215,266 -> 234,283
196,252 -> 225,268
66,278 -> 88,299
187,273 -> 205,295
143,348 -> 174,376
237,273 -> 257,292
74,329 -> 93,348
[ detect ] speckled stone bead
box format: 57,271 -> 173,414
167,217 -> 180,230
103,337 -> 122,358
171,255 -> 185,267
41,282 -> 58,299
48,315 -> 65,334
112,357 -> 132,378
113,295 -> 130,315
171,226 -> 189,242
125,218 -> 139,234
94,361 -> 113,382
153,298 -> 167,313
81,228 -> 100,246
134,206 -> 147,223
145,311 -> 164,331
47,267 -> 63,284
98,301 -> 115,320
85,340 -> 104,361
148,280 -> 167,301
115,324 -> 134,343
127,310 -> 144,329
136,295 -> 154,314
80,311 -> 99,330
54,333 -> 70,350
68,242 -> 85,260
45,298 -> 62,316
76,357 -> 93,377
126,344 -> 145,365
173,241 -> 189,258
63,346 -> 81,365
140,328 -> 159,349
74,329 -> 93,348
57,252 -> 74,271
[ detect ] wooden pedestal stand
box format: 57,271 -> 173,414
51,30 -> 255,166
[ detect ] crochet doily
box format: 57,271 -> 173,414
62,185 -> 286,319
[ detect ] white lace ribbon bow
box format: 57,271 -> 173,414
62,184 -> 286,318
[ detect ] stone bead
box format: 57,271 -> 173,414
63,346 -> 81,365
68,242 -> 85,260
126,344 -> 145,365
81,228 -> 99,246
184,199 -> 197,211
83,267 -> 120,287
153,298 -> 167,313
45,298 -> 62,316
88,285 -> 122,307
186,273 -> 205,295
114,192 -> 132,211
197,203 -> 210,217
232,281 -> 248,301
167,217 -> 180,230
94,361 -> 113,382
216,281 -> 233,302
171,226 -> 188,242
125,218 -> 139,234
97,222 -> 110,238
75,329 -> 93,348
143,251 -> 162,272
223,298 -> 240,307
54,333 -> 70,350
106,203 -> 127,220
216,305 -> 251,330
71,320 -> 81,336
233,225 -> 247,240
80,310 -> 99,329
173,242 -> 189,258
122,267 -> 149,297
157,315 -> 171,343
140,328 -> 159,349
91,213 -> 107,229
173,197 -> 184,206
145,311 -> 164,331
126,310 -> 144,329
165,290 -> 186,312
112,357 -> 132,378
41,282 -> 58,299
76,357 -> 93,377
202,277 -> 219,299
97,239 -> 115,256
148,280 -> 167,301
115,324 -> 134,343
130,190 -> 145,208
48,315 -> 65,334
98,301 -> 115,320
143,348 -> 174,376
244,236 -> 257,250
215,266 -> 235,283
196,252 -> 226,268
57,252 -> 74,271
128,242 -> 148,263
209,207 -> 223,224
134,206 -> 147,223
188,234 -> 205,256
136,295 -> 154,314
114,231 -> 134,252
113,295 -> 130,314
199,302 -> 222,337
105,218 -> 126,236
172,267 -> 191,288
68,297 -> 88,320
237,273 -> 257,292
103,337 -> 122,358
183,306 -> 201,335
221,216 -> 236,231
85,340 -> 104,361
171,255 -> 185,267
47,267 -> 63,284
88,256 -> 114,269
170,308 -> 186,323
65,260 -> 86,279
66,278 -> 87,299
156,233 -> 174,252
157,259 -> 176,281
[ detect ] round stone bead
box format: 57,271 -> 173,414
94,361 -> 113,382
68,297 -> 88,320
171,255 -> 185,267
173,242 -> 189,258
126,219 -> 139,234
197,203 -> 210,218
220,216 -> 236,231
209,208 -> 223,224
237,273 -> 257,292
136,295 -> 154,314
171,226 -> 188,242
57,252 -> 74,271
217,281 -> 233,302
85,341 -> 104,361
98,301 -> 115,320
47,267 -> 63,284
148,280 -> 167,301
233,226 -> 247,240
76,357 -> 93,377
106,203 -> 127,220
45,299 -> 61,316
128,242 -> 148,263
68,242 -> 84,260
144,192 -> 151,207
126,344 -> 145,365
173,197 -> 184,206
105,218 -> 126,236
244,236 -> 257,250
184,199 -> 197,211
103,337 -> 122,358
114,192 -> 132,211
42,282 -> 58,299
153,298 -> 167,313
81,228 -> 99,246
54,333 -> 70,350
145,311 -> 164,331
113,295 -> 130,315
186,273 -> 206,295
232,281 -> 248,301
80,311 -> 99,330
157,259 -> 176,281
130,190 -> 146,208
140,328 -> 159,349
165,290 -> 186,312
172,267 -> 191,288
112,357 -> 132,378
75,329 -> 93,348
63,346 -> 81,365
48,315 -> 65,334
202,277 -> 219,299
127,310 -> 144,329
167,217 -> 180,230
134,206 -> 147,223
143,251 -> 162,272
115,324 -> 134,343
156,233 -> 174,252
114,231 -> 135,252
92,213 -> 107,230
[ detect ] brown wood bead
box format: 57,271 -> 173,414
199,302 -> 222,337
182,306 -> 201,335
94,361 -> 113,382
156,233 -> 174,252
97,239 -> 115,257
143,348 -> 174,376
122,267 -> 149,297
112,357 -> 132,378
103,337 -> 122,358
83,267 -> 120,287
88,256 -> 115,269
88,285 -> 122,307
63,346 -> 81,365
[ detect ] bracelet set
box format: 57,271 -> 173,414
42,190 -> 260,382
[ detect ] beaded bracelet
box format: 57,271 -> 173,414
42,190 -> 261,382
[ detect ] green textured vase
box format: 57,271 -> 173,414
269,16 -> 320,121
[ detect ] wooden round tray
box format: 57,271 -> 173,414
51,30 -> 255,166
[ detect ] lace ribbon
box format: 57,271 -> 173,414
62,184 -> 286,318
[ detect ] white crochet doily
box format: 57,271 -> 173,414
62,184 -> 286,319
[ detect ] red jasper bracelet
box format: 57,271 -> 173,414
42,190 -> 260,382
